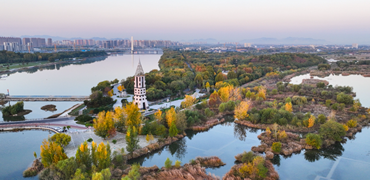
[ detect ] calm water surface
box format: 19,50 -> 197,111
0,54 -> 161,121
0,101 -> 81,121
0,130 -> 55,180
0,54 -> 161,96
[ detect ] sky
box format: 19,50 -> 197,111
1,0 -> 370,44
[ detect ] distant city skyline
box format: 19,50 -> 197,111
2,0 -> 370,44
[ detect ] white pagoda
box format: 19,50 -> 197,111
133,60 -> 149,110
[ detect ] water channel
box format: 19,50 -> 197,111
1,54 -> 370,179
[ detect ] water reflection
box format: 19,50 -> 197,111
304,142 -> 344,162
234,124 -> 247,141
15,56 -> 107,75
167,138 -> 187,159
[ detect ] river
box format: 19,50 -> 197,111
0,54 -> 162,121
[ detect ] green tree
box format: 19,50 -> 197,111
319,121 -> 346,142
50,133 -> 71,147
72,169 -> 86,180
272,142 -> 282,153
126,126 -> 140,154
165,158 -> 173,169
215,72 -> 224,82
122,163 -> 141,180
56,157 -> 78,179
227,71 -> 237,79
194,74 -> 204,88
92,168 -> 111,180
169,123 -> 179,137
305,133 -> 322,149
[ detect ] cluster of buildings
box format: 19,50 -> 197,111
1,36 -> 181,52
55,39 -> 180,49
0,37 -> 52,52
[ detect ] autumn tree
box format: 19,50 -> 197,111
181,95 -> 197,109
107,89 -> 113,97
285,102 -> 293,112
265,127 -> 271,137
206,82 -> 211,93
93,111 -> 116,139
218,85 -> 232,102
50,133 -> 71,147
113,106 -> 126,132
256,86 -> 266,101
154,109 -> 163,124
234,100 -> 251,120
117,85 -> 124,92
209,91 -> 221,108
308,115 -> 315,128
76,141 -> 92,170
91,142 -> 111,170
146,134 -> 150,143
124,102 -> 142,129
40,139 -> 68,167
166,107 -> 177,127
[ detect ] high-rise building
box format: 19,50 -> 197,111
3,42 -> 21,52
30,38 -> 39,47
352,43 -> 358,49
0,37 -> 22,45
244,43 -> 251,47
47,38 -> 53,46
22,38 -> 31,46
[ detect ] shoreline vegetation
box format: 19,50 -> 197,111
0,50 -> 107,74
22,49 -> 370,179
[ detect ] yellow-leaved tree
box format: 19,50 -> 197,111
181,95 -> 197,109
154,109 -> 162,122
206,82 -> 210,93
93,111 -> 116,139
166,107 -> 177,127
123,102 -> 142,129
107,89 -> 113,97
266,127 -> 271,137
113,106 -> 126,132
117,85 -> 124,92
92,142 -> 111,170
40,139 -> 68,167
285,102 -> 293,112
308,115 -> 315,128
256,86 -> 266,100
234,100 -> 251,120
218,85 -> 232,102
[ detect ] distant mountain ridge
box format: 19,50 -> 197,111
240,37 -> 326,45
183,37 -> 327,45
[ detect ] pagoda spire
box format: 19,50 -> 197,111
135,59 -> 144,76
